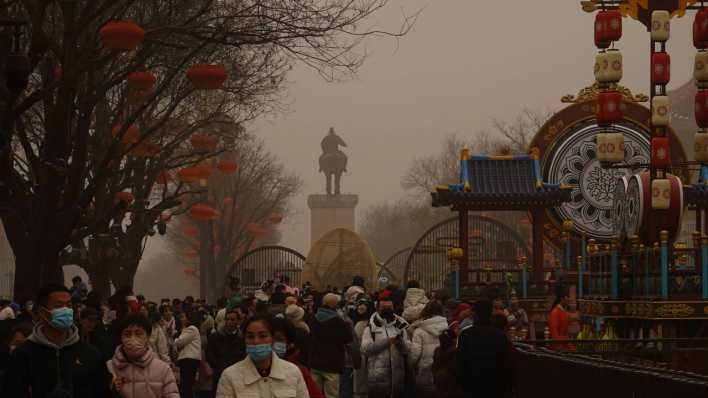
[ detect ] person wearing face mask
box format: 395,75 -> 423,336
271,317 -> 324,398
206,309 -> 246,394
216,315 -> 309,398
1,283 -> 111,398
107,314 -> 179,398
360,298 -> 411,398
351,298 -> 373,398
305,293 -> 352,398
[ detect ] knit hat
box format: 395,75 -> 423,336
285,305 -> 305,322
322,293 -> 340,308
453,303 -> 472,321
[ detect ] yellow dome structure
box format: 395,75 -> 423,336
303,228 -> 377,290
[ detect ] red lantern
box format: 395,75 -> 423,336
223,197 -> 234,206
184,268 -> 197,276
651,52 -> 670,85
270,213 -> 283,224
157,171 -> 171,185
127,71 -> 156,91
190,204 -> 220,221
183,226 -> 198,237
99,21 -> 145,52
129,142 -> 160,157
114,191 -> 135,204
191,133 -> 218,151
216,160 -> 238,174
696,9 -> 708,48
595,10 -> 622,49
651,137 -> 670,167
596,91 -> 623,126
697,90 -> 708,128
247,222 -> 263,234
185,248 -> 199,258
186,65 -> 227,90
112,124 -> 140,144
177,166 -> 212,183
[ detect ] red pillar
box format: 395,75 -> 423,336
459,207 -> 469,285
532,209 -> 545,282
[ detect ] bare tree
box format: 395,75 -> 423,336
0,0 -> 415,299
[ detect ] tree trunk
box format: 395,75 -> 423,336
13,245 -> 63,302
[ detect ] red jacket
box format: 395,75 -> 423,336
548,305 -> 569,340
286,349 -> 324,398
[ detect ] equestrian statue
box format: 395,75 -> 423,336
319,127 -> 348,195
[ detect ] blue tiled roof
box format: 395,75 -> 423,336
431,154 -> 571,209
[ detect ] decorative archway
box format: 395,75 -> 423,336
404,215 -> 530,293
225,245 -> 305,295
303,228 -> 377,290
377,247 -> 411,286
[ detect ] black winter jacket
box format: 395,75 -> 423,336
457,322 -> 514,398
1,325 -> 110,398
205,329 -> 246,377
305,315 -> 353,373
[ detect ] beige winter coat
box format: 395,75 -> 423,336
175,325 -> 202,361
216,352 -> 310,398
108,346 -> 179,398
149,324 -> 171,364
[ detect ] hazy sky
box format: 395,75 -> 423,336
137,1 -> 695,298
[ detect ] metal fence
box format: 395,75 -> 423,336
224,245 -> 305,295
404,215 -> 530,293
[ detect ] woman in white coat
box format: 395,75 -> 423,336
409,300 -> 448,398
175,310 -> 203,398
216,315 -> 309,398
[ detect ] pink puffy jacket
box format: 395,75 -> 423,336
108,346 -> 179,398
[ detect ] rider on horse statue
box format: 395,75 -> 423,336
319,127 -> 348,195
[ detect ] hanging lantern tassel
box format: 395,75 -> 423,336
596,133 -> 625,164
651,179 -> 671,210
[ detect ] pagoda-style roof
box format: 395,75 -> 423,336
431,153 -> 571,210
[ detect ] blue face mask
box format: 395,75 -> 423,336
246,343 -> 272,361
48,307 -> 74,330
272,342 -> 287,357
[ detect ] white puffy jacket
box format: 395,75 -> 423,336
360,313 -> 410,398
409,315 -> 448,393
402,288 -> 429,322
175,325 -> 202,361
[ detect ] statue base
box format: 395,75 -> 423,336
307,194 -> 359,246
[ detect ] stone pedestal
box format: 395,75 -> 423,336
307,194 -> 358,246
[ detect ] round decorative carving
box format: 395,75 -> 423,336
613,176 -> 628,241
544,119 -> 649,240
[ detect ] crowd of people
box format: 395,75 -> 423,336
0,274 -> 540,398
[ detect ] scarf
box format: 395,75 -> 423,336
315,307 -> 339,322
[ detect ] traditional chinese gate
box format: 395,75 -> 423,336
404,215 -> 530,293
225,245 -> 305,295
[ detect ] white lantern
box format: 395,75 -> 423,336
594,50 -> 623,84
695,52 -> 708,82
651,10 -> 670,41
695,132 -> 708,162
651,96 -> 670,126
651,179 -> 671,210
596,133 -> 625,163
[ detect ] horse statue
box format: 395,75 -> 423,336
318,127 -> 348,195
